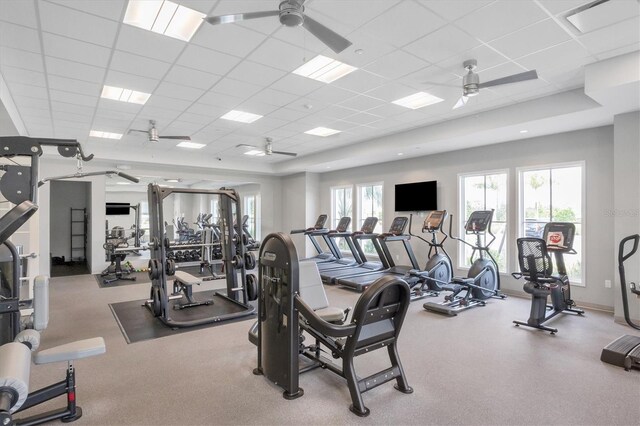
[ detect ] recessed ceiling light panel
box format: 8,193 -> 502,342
89,130 -> 123,139
392,92 -> 444,110
176,141 -> 205,149
123,0 -> 205,41
101,85 -> 150,105
221,110 -> 263,123
305,127 -> 341,137
293,55 -> 357,83
244,150 -> 266,156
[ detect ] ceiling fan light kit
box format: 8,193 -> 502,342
128,120 -> 191,143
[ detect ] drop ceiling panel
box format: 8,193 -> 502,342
46,0 -> 126,22
250,88 -> 299,108
199,91 -> 244,109
0,0 -> 38,28
267,107 -> 311,122
49,89 -> 97,107
536,0 -> 592,15
48,74 -> 102,97
489,19 -> 572,59
143,95 -> 193,112
578,16 -> 640,55
455,0 -> 548,42
341,112 -> 382,126
437,44 -> 510,77
331,70 -> 387,94
248,38 -> 314,72
51,101 -> 97,116
180,44 -> 241,74
517,40 -> 592,75
359,0 -> 447,47
270,26 -> 328,54
0,47 -> 44,72
234,99 -> 280,116
338,95 -> 386,112
116,25 -> 185,64
0,22 -> 41,53
226,60 -> 288,87
1,66 -> 46,88
14,96 -> 50,110
212,77 -> 264,100
138,105 -> 183,122
42,32 -> 111,67
109,50 -> 171,80
52,110 -> 92,124
364,50 -> 430,80
419,0 -> 494,21
39,1 -> 119,47
19,106 -> 51,119
269,73 -> 324,97
334,30 -> 397,68
306,0 -> 399,29
105,70 -> 160,93
176,112 -> 216,126
154,81 -> 205,102
9,83 -> 49,100
184,102 -> 228,118
208,1 -> 281,35
45,56 -> 105,84
404,25 -> 482,64
365,102 -> 412,118
164,65 -> 221,90
191,21 -> 266,57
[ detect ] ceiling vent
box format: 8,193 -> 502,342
564,0 -> 639,34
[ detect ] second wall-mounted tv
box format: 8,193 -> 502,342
394,180 -> 437,212
106,203 -> 131,215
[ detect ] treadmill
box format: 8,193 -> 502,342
316,217 -> 361,272
336,216 -> 419,293
320,217 -> 385,284
291,214 -> 338,263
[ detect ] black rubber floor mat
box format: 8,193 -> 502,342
109,291 -> 255,343
95,271 -> 150,288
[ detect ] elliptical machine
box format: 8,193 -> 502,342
512,222 -> 584,334
404,210 -> 453,301
423,210 -> 506,316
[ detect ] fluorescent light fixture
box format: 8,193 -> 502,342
304,127 -> 341,137
176,141 -> 205,149
166,178 -> 180,183
123,0 -> 205,42
292,55 -> 357,83
101,85 -> 151,105
520,129 -> 528,134
220,110 -> 263,124
397,153 -> 404,156
116,182 -> 131,185
392,92 -> 444,110
244,150 -> 266,156
89,130 -> 123,140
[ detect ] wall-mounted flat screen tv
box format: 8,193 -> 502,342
106,203 -> 130,215
394,180 -> 437,211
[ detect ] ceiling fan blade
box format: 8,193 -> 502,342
128,129 -> 148,134
158,135 -> 191,140
453,96 -> 469,110
271,150 -> 297,157
236,144 -> 257,149
478,70 -> 538,89
204,10 -> 279,25
302,16 -> 352,54
421,81 -> 459,88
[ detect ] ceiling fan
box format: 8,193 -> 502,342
237,138 -> 297,157
128,120 -> 191,143
204,0 -> 352,54
434,59 -> 538,110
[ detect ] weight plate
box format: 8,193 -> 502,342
151,287 -> 161,317
246,274 -> 258,301
165,259 -> 175,276
232,254 -> 244,269
244,251 -> 256,270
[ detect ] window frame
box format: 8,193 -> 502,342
457,169 -> 510,272
330,185 -> 354,230
242,193 -> 261,240
516,161 -> 586,286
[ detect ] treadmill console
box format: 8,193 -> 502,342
336,216 -> 351,232
543,222 -> 575,252
313,214 -> 328,229
360,217 -> 378,233
388,216 -> 409,236
465,210 -> 493,233
422,210 -> 446,232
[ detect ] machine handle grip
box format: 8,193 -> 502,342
619,234 -> 640,264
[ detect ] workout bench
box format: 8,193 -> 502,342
171,270 -> 213,310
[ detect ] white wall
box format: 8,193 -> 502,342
613,111 -> 640,322
316,126 -> 615,309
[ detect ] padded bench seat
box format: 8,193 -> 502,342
34,337 -> 106,365
174,270 -> 201,286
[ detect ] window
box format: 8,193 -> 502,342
243,194 -> 260,239
519,163 -> 584,284
331,186 -> 353,252
458,171 -> 508,271
210,198 -> 219,225
357,183 -> 383,255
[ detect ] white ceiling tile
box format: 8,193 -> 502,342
91,116 -> 130,130
455,0 -> 548,42
18,106 -> 51,119
338,95 -> 386,112
110,50 -> 171,80
270,26 -> 328,54
165,65 -> 221,90
180,44 -> 241,74
536,0 -> 592,15
97,100 -> 144,118
365,82 -> 421,102
49,89 -> 98,107
45,0 -> 127,21
266,107 -> 311,122
192,21 -> 267,57
404,25 -> 481,64
341,112 -> 383,126
39,1 -> 118,47
365,102 -> 412,118
489,19 -> 572,59
436,45 -> 510,77
142,95 -> 193,112
154,81 -> 204,102
174,1 -> 214,14
595,42 -> 640,61
8,82 -> 49,99
226,60 -> 287,87
517,40 -> 592,75
306,85 -> 358,104
105,70 -> 159,93
418,0 -> 494,21
477,62 -> 529,85
45,56 -> 106,83
28,125 -> 54,136
175,112 -> 215,126
359,0 -> 447,47
578,16 -> 640,55
334,30 -> 397,68
199,91 -> 244,109
249,88 -> 299,108
51,101 -> 96,116
14,96 -> 50,110
51,110 -> 91,124
401,64 -> 460,90
234,99 -> 279,116
306,0 -> 399,28
211,77 -> 263,100
116,25 -> 185,64
48,74 -> 102,97
21,114 -> 53,127
185,102 -> 228,118
364,50 -> 430,80
248,38 -> 315,72
137,105 -> 183,121
0,22 -> 41,53
331,69 -> 388,93
538,67 -> 585,89
0,0 -> 37,28
1,66 -> 46,87
53,118 -> 91,130
42,32 -> 111,67
269,73 -> 324,97
0,47 -> 44,72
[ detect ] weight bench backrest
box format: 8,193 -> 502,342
344,276 -> 410,357
298,261 -> 330,311
516,238 -> 553,279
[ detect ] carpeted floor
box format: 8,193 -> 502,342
19,273 -> 639,425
